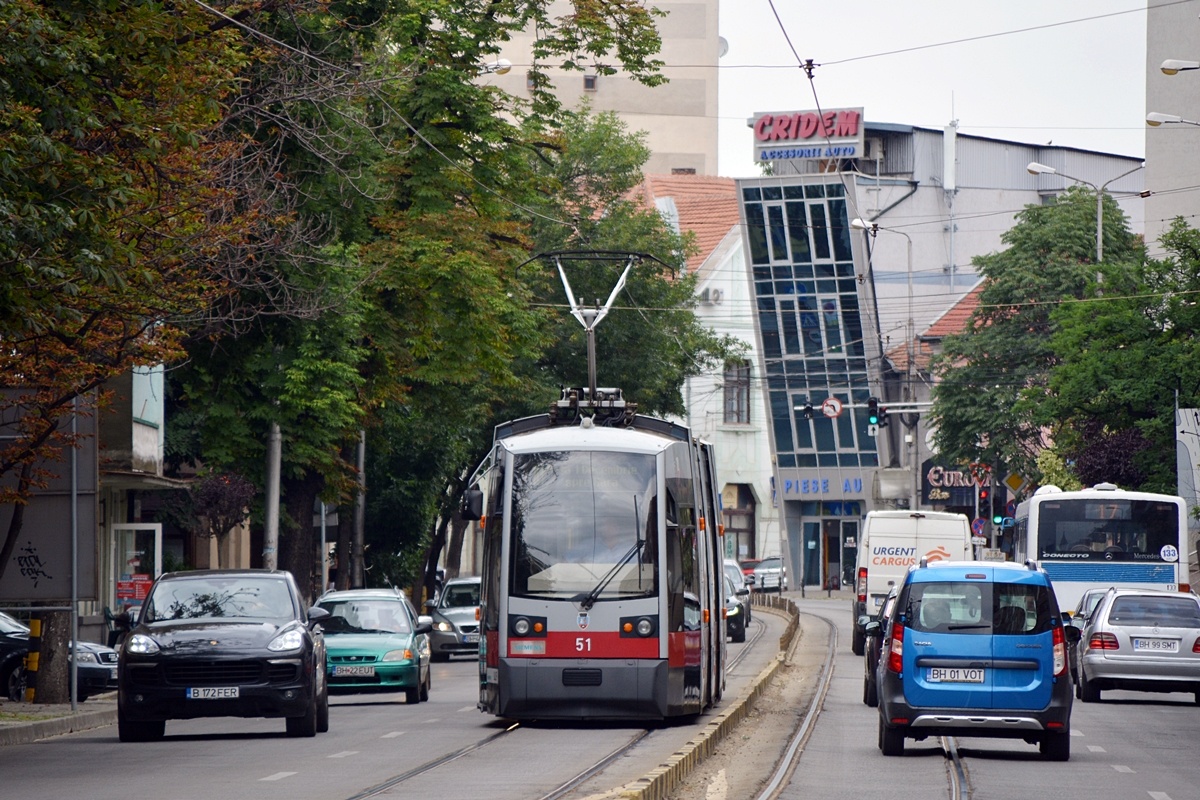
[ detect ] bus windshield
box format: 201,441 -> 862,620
1036,497 -> 1180,561
508,450 -> 658,601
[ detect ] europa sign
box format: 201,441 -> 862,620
750,107 -> 865,163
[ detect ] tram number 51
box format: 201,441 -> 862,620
575,637 -> 592,652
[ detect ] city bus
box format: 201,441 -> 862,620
1011,482 -> 1191,613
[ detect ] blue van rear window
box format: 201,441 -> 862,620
904,581 -> 1053,635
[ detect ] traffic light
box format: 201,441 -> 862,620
867,397 -> 880,426
991,492 -> 1006,526
802,403 -> 814,420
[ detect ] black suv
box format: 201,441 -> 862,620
118,569 -> 330,741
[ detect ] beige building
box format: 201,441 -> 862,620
489,0 -> 720,176
1146,0 -> 1200,259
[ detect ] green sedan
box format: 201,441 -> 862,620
316,588 -> 433,704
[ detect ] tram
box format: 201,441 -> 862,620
463,252 -> 728,720
463,388 -> 727,720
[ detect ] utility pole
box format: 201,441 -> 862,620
264,422 -> 281,570
352,429 -> 366,588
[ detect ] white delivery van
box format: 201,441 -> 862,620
850,510 -> 972,655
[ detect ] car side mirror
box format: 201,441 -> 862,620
737,587 -> 750,598
414,615 -> 434,635
860,617 -> 879,633
307,606 -> 331,625
424,598 -> 436,611
1062,624 -> 1082,644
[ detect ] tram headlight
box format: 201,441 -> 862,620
513,617 -> 531,636
635,618 -> 654,637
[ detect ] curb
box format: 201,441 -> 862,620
615,594 -> 802,800
0,707 -> 117,747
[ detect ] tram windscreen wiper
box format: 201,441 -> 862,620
574,497 -> 646,611
574,538 -> 644,611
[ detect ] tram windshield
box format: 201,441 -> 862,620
509,450 -> 658,601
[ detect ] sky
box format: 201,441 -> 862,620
716,1 -> 1149,178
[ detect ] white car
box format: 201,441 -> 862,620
753,556 -> 788,592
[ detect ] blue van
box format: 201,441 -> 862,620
875,559 -> 1074,760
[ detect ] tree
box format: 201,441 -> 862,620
1039,218 -> 1200,493
161,472 -> 257,569
931,187 -> 1140,486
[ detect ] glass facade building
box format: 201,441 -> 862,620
740,177 -> 882,589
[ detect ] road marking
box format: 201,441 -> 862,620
328,751 -> 358,759
1087,745 -> 1106,753
458,705 -> 475,712
1148,793 -> 1172,800
261,772 -> 297,782
1112,765 -> 1135,773
421,718 -> 441,724
381,731 -> 406,738
1070,729 -> 1083,737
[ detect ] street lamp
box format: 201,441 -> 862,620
1026,161 -> 1145,265
1147,111 -> 1200,127
851,217 -> 918,511
1161,59 -> 1200,75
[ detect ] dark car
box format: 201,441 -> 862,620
117,569 -> 330,742
724,575 -> 749,643
876,559 -> 1074,760
858,584 -> 898,707
2,611 -> 118,702
1074,588 -> 1200,703
425,577 -> 481,662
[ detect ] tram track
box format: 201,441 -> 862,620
339,617 -> 768,800
748,606 -> 970,800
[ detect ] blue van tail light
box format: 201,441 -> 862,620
887,620 -> 904,674
1051,624 -> 1067,677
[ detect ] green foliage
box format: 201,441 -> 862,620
1040,218 -> 1200,493
932,187 -> 1140,483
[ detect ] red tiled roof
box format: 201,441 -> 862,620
922,282 -> 984,338
634,175 -> 739,273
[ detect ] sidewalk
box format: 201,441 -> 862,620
0,694 -> 117,746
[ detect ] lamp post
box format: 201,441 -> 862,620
851,217 -> 918,511
1026,161 -> 1145,265
1147,112 -> 1200,127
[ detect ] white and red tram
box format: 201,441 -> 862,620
464,390 -> 727,720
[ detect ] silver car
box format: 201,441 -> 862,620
426,577 -> 481,662
753,556 -> 788,593
1075,588 -> 1200,703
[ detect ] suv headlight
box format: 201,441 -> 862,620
436,621 -> 454,632
126,634 -> 161,655
267,629 -> 305,652
74,650 -> 99,664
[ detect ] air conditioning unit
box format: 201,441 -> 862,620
862,137 -> 884,161
699,288 -> 724,305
